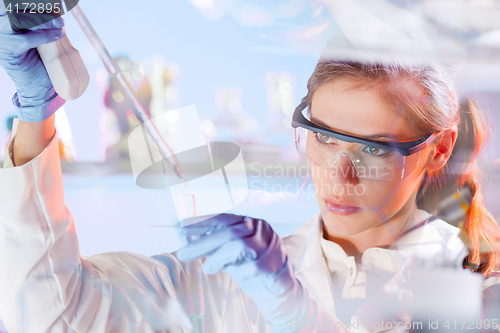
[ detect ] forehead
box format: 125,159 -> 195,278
309,78 -> 419,141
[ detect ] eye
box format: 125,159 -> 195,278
317,133 -> 336,144
363,146 -> 389,156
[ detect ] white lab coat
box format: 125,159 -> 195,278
0,133 -> 478,333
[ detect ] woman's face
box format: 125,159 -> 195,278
310,78 -> 435,237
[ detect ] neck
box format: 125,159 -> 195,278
323,193 -> 418,260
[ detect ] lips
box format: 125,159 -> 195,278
323,198 -> 361,216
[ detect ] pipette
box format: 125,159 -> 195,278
69,4 -> 185,182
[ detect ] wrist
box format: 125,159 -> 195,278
13,92 -> 65,123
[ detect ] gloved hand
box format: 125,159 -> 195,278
176,214 -> 321,332
0,4 -> 65,122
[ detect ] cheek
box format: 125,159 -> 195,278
310,163 -> 422,213
310,164 -> 325,193
361,180 -> 413,213
361,169 -> 424,216
310,165 -> 341,199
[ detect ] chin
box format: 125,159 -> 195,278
321,211 -> 373,237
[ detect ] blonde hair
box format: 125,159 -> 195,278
306,59 -> 500,277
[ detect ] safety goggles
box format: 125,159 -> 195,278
291,100 -> 442,181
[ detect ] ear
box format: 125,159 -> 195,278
424,128 -> 458,172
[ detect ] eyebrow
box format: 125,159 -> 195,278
310,116 -> 400,141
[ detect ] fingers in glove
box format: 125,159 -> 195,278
202,237 -> 263,274
177,213 -> 245,243
177,219 -> 256,262
0,28 -> 63,54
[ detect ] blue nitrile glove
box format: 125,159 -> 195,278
0,4 -> 65,122
176,214 -> 321,333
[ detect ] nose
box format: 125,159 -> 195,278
327,150 -> 359,183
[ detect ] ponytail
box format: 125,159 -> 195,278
459,100 -> 500,277
417,99 -> 500,277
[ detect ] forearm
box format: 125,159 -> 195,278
0,132 -> 114,332
1,121 -> 189,332
12,115 -> 55,166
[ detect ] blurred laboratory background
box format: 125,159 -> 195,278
1,0 -> 500,258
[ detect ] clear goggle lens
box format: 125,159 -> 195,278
295,127 -> 421,181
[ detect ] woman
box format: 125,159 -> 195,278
1,10 -> 499,333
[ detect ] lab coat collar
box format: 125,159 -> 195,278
282,208 -> 444,315
320,227 -> 405,274
284,212 -> 325,274
361,208 -> 434,273
283,213 -> 337,314
284,208 -> 432,276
